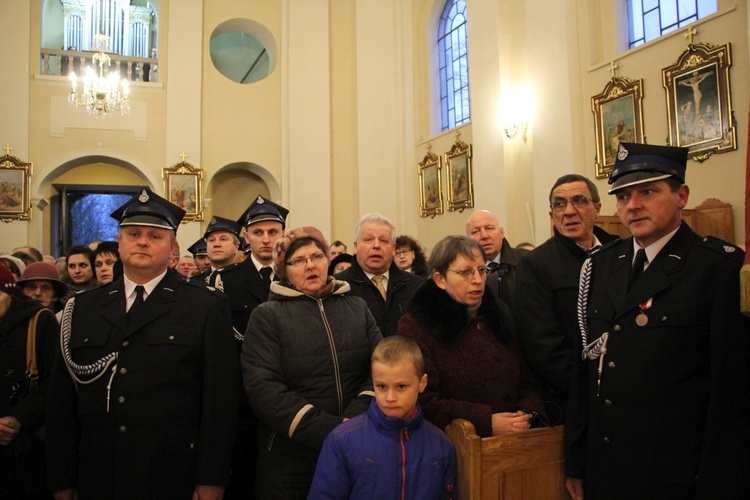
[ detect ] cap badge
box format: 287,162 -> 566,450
138,189 -> 150,203
617,143 -> 629,161
256,195 -> 265,204
724,245 -> 735,253
210,216 -> 217,224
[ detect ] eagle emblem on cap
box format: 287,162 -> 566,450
724,245 -> 736,253
138,189 -> 150,203
617,143 -> 629,161
256,195 -> 265,204
210,217 -> 217,224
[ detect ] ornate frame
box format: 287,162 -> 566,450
444,136 -> 474,212
591,76 -> 645,179
662,42 -> 736,162
418,146 -> 443,218
0,150 -> 32,222
163,160 -> 203,221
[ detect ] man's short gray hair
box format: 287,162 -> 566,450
353,213 -> 396,243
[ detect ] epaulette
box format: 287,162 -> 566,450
589,237 -> 622,257
699,235 -> 744,260
215,262 -> 241,274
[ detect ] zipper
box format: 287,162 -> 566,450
317,298 -> 344,415
400,427 -> 408,500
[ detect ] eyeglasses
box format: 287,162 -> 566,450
286,252 -> 327,268
448,267 -> 488,279
395,249 -> 413,257
550,195 -> 591,212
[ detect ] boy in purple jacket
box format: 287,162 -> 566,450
308,336 -> 456,499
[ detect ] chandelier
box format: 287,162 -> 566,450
68,35 -> 130,118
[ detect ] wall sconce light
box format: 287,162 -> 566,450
500,83 -> 534,141
504,122 -> 528,140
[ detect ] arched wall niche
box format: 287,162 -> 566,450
205,162 -> 281,225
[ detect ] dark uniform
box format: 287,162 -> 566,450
565,144 -> 750,499
45,188 -> 240,500
484,237 -> 528,308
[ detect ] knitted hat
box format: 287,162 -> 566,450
0,263 -> 18,295
272,226 -> 329,280
17,261 -> 68,298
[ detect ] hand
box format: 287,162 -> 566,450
491,411 -> 532,435
53,489 -> 78,500
0,416 -> 21,445
192,485 -> 224,500
566,477 -> 584,499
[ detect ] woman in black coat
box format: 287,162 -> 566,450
0,263 -> 58,499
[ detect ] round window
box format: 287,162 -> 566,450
210,19 -> 276,84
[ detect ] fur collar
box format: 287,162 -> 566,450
407,279 -> 513,344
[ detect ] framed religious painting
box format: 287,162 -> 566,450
418,146 -> 443,218
0,149 -> 32,222
591,76 -> 645,179
662,42 -> 736,162
444,137 -> 474,212
163,160 -> 203,221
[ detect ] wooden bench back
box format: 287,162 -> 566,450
445,419 -> 567,499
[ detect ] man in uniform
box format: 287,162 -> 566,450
565,143 -> 750,499
335,213 -> 423,337
203,216 -> 243,274
187,238 -> 211,275
465,210 -> 528,307
204,195 -> 288,499
514,174 -> 617,424
46,187 -> 240,500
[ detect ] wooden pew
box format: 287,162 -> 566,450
595,198 -> 734,242
445,419 -> 567,500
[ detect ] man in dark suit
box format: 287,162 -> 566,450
46,188 -> 240,500
515,174 -> 618,424
565,143 -> 750,499
465,209 -> 527,307
335,213 -> 423,337
187,237 -> 211,274
203,195 -> 288,500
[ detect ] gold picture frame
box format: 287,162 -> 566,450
0,149 -> 32,222
163,159 -> 203,221
592,76 -> 645,179
418,146 -> 443,218
662,42 -> 736,162
445,136 -> 473,212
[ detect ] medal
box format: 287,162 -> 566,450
636,297 -> 653,327
636,313 -> 648,326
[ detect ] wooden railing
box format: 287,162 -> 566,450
40,48 -> 159,83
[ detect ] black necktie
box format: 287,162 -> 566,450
259,267 -> 272,285
486,262 -> 500,273
127,285 -> 145,323
629,248 -> 648,291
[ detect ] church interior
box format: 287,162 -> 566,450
1,0 -> 747,256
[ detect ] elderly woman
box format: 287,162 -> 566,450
242,226 -> 382,499
0,263 -> 59,498
394,235 -> 430,278
17,261 -> 68,313
398,235 -> 545,437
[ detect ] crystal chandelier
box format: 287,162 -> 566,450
68,35 -> 130,118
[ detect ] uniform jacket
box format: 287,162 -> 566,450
242,279 -> 383,496
484,237 -> 528,309
206,258 -> 272,337
335,259 -> 423,337
46,272 -> 241,500
565,222 -> 750,499
514,226 -> 617,416
0,296 -> 58,498
398,279 -> 546,437
308,400 -> 456,500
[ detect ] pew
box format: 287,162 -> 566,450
445,419 -> 567,500
595,198 -> 734,242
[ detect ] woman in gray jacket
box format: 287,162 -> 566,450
242,226 -> 383,499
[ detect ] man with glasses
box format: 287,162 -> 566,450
514,174 -> 617,425
465,210 -> 528,308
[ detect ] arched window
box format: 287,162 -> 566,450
628,0 -> 717,48
438,0 -> 471,131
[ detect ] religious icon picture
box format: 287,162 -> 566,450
418,146 -> 443,218
163,159 -> 203,221
591,76 -> 645,179
445,136 -> 474,212
0,150 -> 32,222
662,41 -> 736,162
